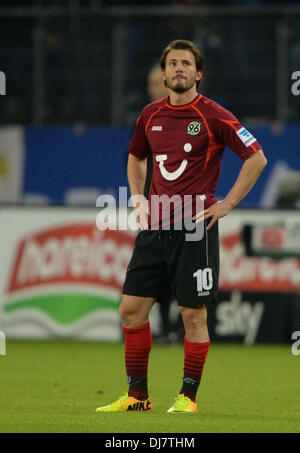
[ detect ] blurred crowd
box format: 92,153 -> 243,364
0,0 -> 299,125
1,1 -> 299,6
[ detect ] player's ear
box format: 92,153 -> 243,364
196,71 -> 203,82
162,71 -> 166,82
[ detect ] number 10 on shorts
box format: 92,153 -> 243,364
193,268 -> 213,292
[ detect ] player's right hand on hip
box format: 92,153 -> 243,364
130,194 -> 149,230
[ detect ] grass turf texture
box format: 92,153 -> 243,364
0,340 -> 299,433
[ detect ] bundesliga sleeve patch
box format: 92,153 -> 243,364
236,127 -> 257,147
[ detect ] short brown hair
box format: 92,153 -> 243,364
160,39 -> 204,87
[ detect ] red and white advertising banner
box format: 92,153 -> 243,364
0,207 -> 135,340
219,210 -> 300,292
0,207 -> 299,340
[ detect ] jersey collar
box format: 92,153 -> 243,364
166,93 -> 202,109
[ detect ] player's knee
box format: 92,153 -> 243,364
119,302 -> 133,324
119,300 -> 141,327
179,306 -> 207,329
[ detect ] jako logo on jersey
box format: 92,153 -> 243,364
187,121 -> 201,135
236,127 -> 256,147
151,125 -> 162,131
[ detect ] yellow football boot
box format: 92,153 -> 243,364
96,393 -> 152,412
167,394 -> 197,414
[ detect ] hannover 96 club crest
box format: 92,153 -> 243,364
187,121 -> 201,135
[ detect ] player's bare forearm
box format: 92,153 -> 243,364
127,153 -> 149,229
194,149 -> 267,229
127,153 -> 147,197
223,149 -> 267,209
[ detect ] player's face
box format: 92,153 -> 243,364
162,49 -> 202,94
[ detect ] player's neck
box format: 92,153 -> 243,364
168,88 -> 198,106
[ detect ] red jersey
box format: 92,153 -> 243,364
129,94 -> 262,228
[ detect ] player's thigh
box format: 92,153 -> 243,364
170,221 -> 219,307
119,294 -> 155,325
123,230 -> 170,299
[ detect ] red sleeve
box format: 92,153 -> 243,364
209,108 -> 262,160
128,110 -> 151,159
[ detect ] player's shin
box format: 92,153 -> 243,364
123,322 -> 152,401
179,337 -> 210,402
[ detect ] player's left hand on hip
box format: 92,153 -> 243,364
193,200 -> 233,230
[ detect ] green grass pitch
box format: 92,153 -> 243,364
0,340 -> 299,433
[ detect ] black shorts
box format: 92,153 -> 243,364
122,220 -> 219,307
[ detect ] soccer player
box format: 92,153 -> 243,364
96,39 -> 267,414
